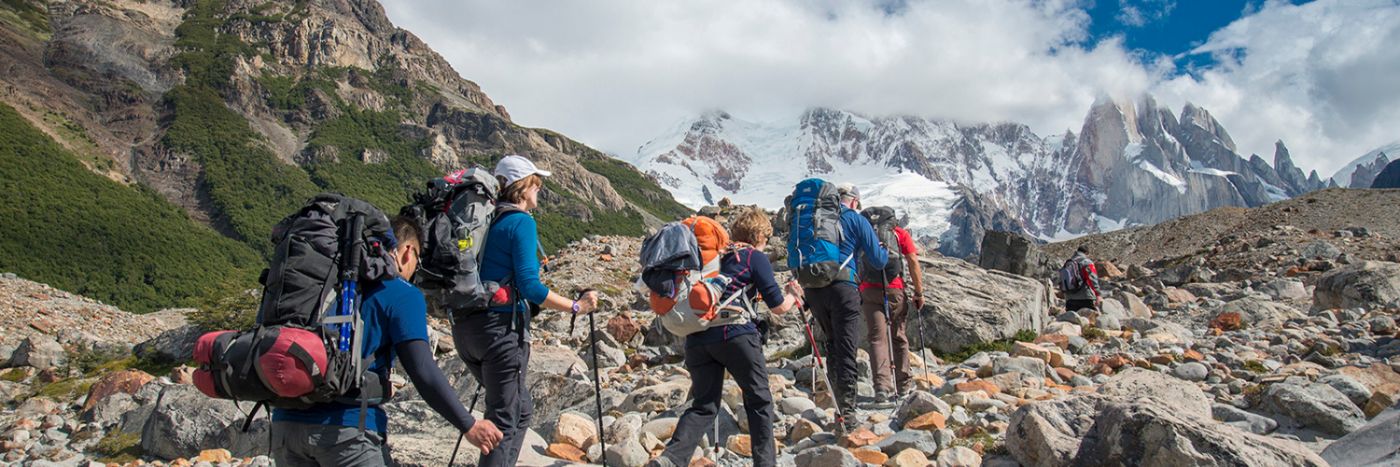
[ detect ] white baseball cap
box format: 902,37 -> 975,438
836,182 -> 860,201
493,155 -> 552,187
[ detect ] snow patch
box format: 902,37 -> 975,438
1137,160 -> 1186,194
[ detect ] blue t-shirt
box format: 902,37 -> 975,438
480,211 -> 551,313
272,277 -> 431,432
686,248 -> 786,348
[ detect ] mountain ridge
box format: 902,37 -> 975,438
0,0 -> 689,311
629,95 -> 1333,257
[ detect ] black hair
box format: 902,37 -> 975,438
391,215 -> 421,247
1076,245 -> 1089,254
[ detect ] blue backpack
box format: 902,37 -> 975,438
785,179 -> 851,288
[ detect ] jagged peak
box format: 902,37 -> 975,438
1179,102 -> 1237,152
1273,140 -> 1296,169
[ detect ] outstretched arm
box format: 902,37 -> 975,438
396,340 -> 501,453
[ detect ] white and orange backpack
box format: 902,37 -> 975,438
638,216 -> 757,337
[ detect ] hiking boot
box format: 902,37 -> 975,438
835,415 -> 861,436
867,391 -> 898,409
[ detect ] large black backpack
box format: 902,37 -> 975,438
400,167 -> 508,313
194,194 -> 397,427
859,206 -> 905,284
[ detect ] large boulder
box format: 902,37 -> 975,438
1321,405 -> 1400,466
1097,368 -> 1211,419
978,230 -> 1043,277
133,324 -> 202,364
1313,261 -> 1400,311
915,256 -> 1048,353
1074,400 -> 1327,466
525,345 -> 594,432
13,335 -> 67,370
139,384 -> 269,460
1006,395 -> 1105,467
1262,382 -> 1366,436
82,369 -> 154,413
1217,298 -> 1306,329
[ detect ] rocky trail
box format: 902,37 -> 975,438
3,192 -> 1400,466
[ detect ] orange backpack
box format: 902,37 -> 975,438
641,216 -> 755,336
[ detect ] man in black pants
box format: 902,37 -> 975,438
808,183 -> 887,433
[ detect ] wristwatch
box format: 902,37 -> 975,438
571,301 -> 581,313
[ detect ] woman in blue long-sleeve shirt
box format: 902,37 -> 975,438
451,155 -> 599,467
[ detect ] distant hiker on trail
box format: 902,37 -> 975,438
1059,245 -> 1102,312
784,179 -> 887,433
858,205 -> 924,407
451,155 -> 599,467
271,215 -> 503,467
649,209 -> 803,467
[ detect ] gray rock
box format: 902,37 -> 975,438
777,397 -> 816,415
139,384 -> 269,460
1006,395 -> 1104,467
874,429 -> 943,456
1097,315 -> 1123,332
133,324 -> 202,364
14,335 -> 67,370
1300,241 -> 1342,260
1098,367 -> 1212,419
1172,362 -> 1209,382
978,230 -> 1043,278
1313,261 -> 1400,311
605,438 -> 648,467
895,391 -> 951,425
992,356 -> 1047,378
937,446 -> 982,467
794,444 -> 860,467
1321,405 -> 1400,466
1263,382 -> 1366,436
1075,400 -> 1327,466
83,392 -> 136,429
1258,279 -> 1308,301
0,342 -> 16,368
1219,297 -> 1306,329
1320,374 -> 1371,408
1098,298 -> 1127,320
915,255 -> 1047,354
606,413 -> 644,445
1370,316 -> 1397,334
1212,403 -> 1277,435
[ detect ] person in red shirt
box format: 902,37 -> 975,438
858,219 -> 924,404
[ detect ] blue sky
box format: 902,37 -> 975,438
385,0 -> 1400,176
1083,1 -> 1307,75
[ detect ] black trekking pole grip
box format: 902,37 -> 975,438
340,213 -> 366,281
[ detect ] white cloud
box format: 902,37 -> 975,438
1116,0 -> 1175,27
382,0 -> 1399,176
1155,0 -> 1400,176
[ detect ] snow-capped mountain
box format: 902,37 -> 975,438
1331,142 -> 1400,188
629,95 -> 1331,257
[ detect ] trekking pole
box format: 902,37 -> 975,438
797,300 -> 842,418
449,385 -> 485,466
911,290 -> 931,384
581,290 -> 609,466
449,433 -> 464,466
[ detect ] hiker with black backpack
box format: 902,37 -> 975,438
268,214 -> 505,466
191,193 -> 503,466
646,209 -> 802,467
447,155 -> 600,467
857,206 -> 925,408
784,180 -> 887,434
1059,245 -> 1102,312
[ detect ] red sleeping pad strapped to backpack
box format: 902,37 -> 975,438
192,326 -> 332,401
